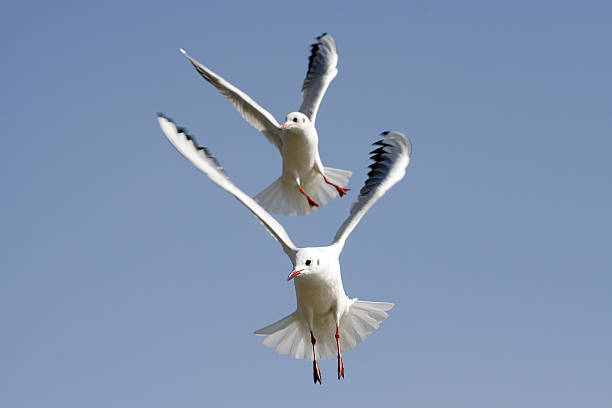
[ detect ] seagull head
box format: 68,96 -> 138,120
287,248 -> 327,281
280,112 -> 311,132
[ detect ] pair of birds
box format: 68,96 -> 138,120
158,34 -> 411,384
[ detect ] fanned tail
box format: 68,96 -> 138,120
254,312 -> 312,360
254,300 -> 393,361
322,166 -> 351,188
254,177 -> 313,216
336,300 -> 394,357
254,167 -> 352,216
310,299 -> 394,360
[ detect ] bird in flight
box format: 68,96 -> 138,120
158,114 -> 411,383
180,33 -> 351,216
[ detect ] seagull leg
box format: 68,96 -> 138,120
335,325 -> 345,379
311,330 -> 322,384
323,176 -> 350,197
298,184 -> 319,208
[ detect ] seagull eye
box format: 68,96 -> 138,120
293,117 -> 298,123
305,259 -> 311,266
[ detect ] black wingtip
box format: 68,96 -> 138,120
369,146 -> 386,155
159,113 -> 187,135
372,139 -> 389,147
159,114 -> 230,178
158,113 -> 176,124
307,43 -> 320,69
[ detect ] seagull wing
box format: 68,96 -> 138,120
158,114 -> 297,260
180,48 -> 283,151
298,33 -> 338,125
332,132 -> 412,252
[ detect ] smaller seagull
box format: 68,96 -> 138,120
158,114 -> 411,383
180,33 -> 351,216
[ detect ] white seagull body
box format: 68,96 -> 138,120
180,33 -> 351,216
158,114 -> 411,383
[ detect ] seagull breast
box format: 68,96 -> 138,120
281,126 -> 319,174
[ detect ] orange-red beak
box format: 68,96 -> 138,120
287,268 -> 303,281
280,123 -> 289,129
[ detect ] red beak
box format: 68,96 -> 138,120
287,268 -> 303,281
280,123 -> 289,129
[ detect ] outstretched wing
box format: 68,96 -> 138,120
332,132 -> 411,251
180,48 -> 283,151
298,33 -> 338,125
158,114 -> 297,260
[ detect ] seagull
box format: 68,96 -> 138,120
179,33 -> 351,216
158,114 -> 411,383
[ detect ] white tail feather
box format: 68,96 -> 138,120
254,300 -> 393,361
322,166 -> 352,187
254,167 -> 352,216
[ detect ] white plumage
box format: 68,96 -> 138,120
158,114 -> 411,383
179,34 -> 351,216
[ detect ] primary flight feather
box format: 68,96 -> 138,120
158,114 -> 411,384
180,33 -> 351,216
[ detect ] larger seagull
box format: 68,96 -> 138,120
158,114 -> 411,383
180,33 -> 351,216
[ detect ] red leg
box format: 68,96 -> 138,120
335,326 -> 345,379
323,176 -> 350,197
311,330 -> 322,384
298,185 -> 319,208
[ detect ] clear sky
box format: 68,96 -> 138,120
1,1 -> 611,407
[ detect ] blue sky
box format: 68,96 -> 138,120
1,1 -> 611,407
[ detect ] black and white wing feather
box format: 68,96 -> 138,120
158,114 -> 297,260
332,131 -> 411,251
180,48 -> 283,151
298,33 -> 338,125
